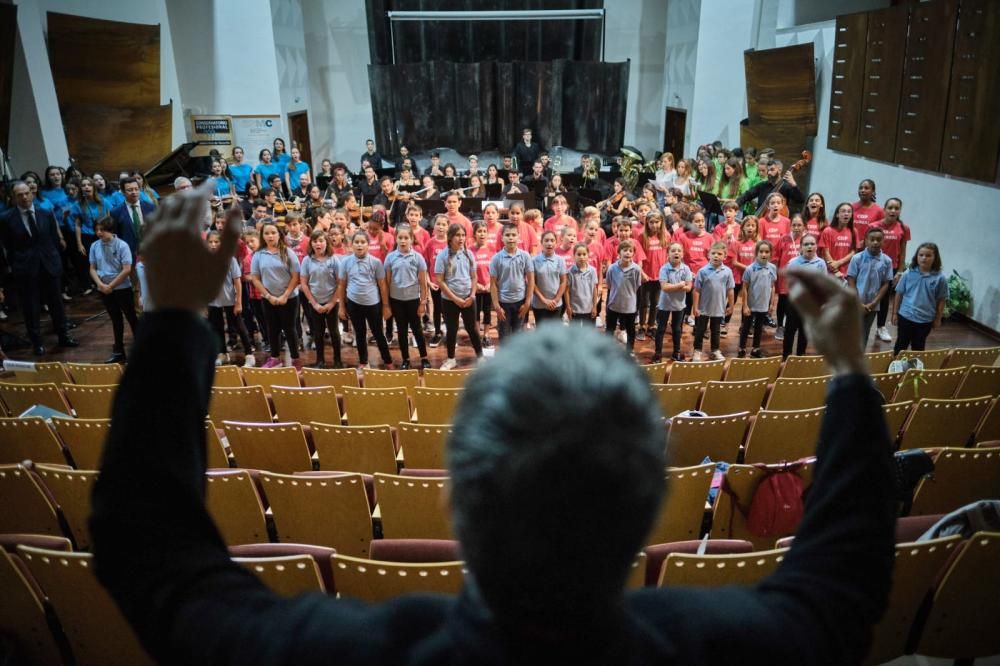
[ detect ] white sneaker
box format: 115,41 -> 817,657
342,332 -> 355,345
441,358 -> 458,370
595,316 -> 604,328
0,310 -> 6,320
686,316 -> 695,326
774,326 -> 784,341
616,329 -> 627,344
692,351 -> 704,362
711,350 -> 725,361
877,326 -> 892,342
243,353 -> 256,368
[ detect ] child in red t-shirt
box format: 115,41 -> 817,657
851,178 -> 884,249
820,203 -> 857,278
773,214 -> 807,340
873,196 -> 911,339
638,211 -> 669,339
726,216 -> 758,331
555,226 -> 578,270
472,220 -> 496,348
758,193 -> 790,246
422,214 -> 451,346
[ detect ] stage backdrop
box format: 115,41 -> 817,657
368,59 -> 629,155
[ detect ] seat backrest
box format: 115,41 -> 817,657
235,554 -> 326,596
203,420 -> 232,469
368,538 -> 461,562
62,383 -> 117,419
743,407 -> 825,464
223,421 -> 313,474
422,368 -> 473,389
342,387 -> 411,426
204,470 -> 270,545
699,378 -> 769,416
208,385 -> 273,423
954,365 -> 1000,400
412,387 -> 461,424
871,372 -> 903,402
723,356 -> 783,382
658,548 -> 788,587
65,362 -> 123,386
0,464 -> 63,537
259,471 -> 373,557
896,348 -> 951,370
229,542 -> 337,592
666,412 -> 749,467
241,367 -> 301,392
397,423 -> 451,470
375,473 -> 452,540
310,422 -> 397,475
270,385 -> 342,425
942,346 -> 1000,369
639,361 -> 668,384
766,375 -> 830,410
18,546 -> 153,665
0,548 -> 65,665
645,464 -> 714,546
0,382 -> 71,417
865,535 -> 963,665
0,416 -> 67,465
975,398 -> 1000,444
363,368 -> 420,395
898,397 -> 993,451
33,464 -> 98,550
51,417 -> 110,470
910,448 -> 1000,516
710,461 -> 816,550
642,539 -> 754,587
666,360 -> 726,385
15,362 -> 72,386
780,355 -> 828,378
881,401 -> 913,445
649,382 -> 703,419
915,531 -> 1000,659
301,367 -> 360,390
865,350 -> 895,374
331,553 -> 465,602
892,367 -> 968,403
212,364 -> 245,388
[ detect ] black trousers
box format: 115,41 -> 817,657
894,314 -> 934,354
739,311 -> 767,350
476,292 -> 492,327
15,270 -> 68,345
249,298 -> 266,342
655,309 -> 685,356
72,234 -> 97,290
261,297 -> 300,360
782,304 -> 809,358
693,315 -> 722,352
303,301 -> 342,365
606,308 -> 637,351
725,284 -> 742,324
441,298 -> 483,358
531,305 -> 564,325
877,283 -> 896,328
207,305 -> 252,356
390,297 -> 427,362
570,313 -> 594,326
430,289 -> 443,335
102,288 -> 140,353
775,294 -> 789,328
497,300 -> 524,339
639,280 -> 659,329
346,299 -> 391,365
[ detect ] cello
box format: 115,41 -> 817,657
754,150 -> 811,218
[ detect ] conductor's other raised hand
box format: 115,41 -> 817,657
786,266 -> 868,377
144,179 -> 242,314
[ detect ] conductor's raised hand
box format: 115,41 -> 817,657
786,266 -> 868,377
144,180 -> 242,313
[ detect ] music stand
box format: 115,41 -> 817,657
578,188 -> 603,207
561,173 -> 584,190
460,197 -> 484,215
484,183 -> 503,200
420,199 -> 446,217
526,180 -> 547,200
507,192 -> 536,210
697,191 -> 723,217
435,176 -> 457,193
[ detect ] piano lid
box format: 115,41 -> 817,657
144,141 -> 216,193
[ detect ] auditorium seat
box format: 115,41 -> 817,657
412,386 -> 461,424
230,542 -> 337,593
204,419 -> 233,469
363,368 -> 419,396
910,448 -> 1000,516
65,362 -> 122,386
897,397 -> 992,451
0,416 -> 68,466
397,422 -> 450,471
645,464 -> 714,546
642,539 -> 754,587
51,417 -> 109,470
13,361 -> 72,386
896,348 -> 951,370
422,367 -> 473,389
0,546 -> 66,664
32,464 -> 97,551
975,398 -> 1000,444
204,469 -> 270,546
368,538 -> 460,562
657,548 -> 788,588
211,364 -> 244,388
870,372 -> 902,402
208,385 -> 273,423
865,350 -> 895,374
0,463 -> 64,537
666,360 -> 725,385
270,385 -> 342,425
374,473 -> 451,540
0,382 -> 72,417
234,553 -> 327,596
942,346 -> 1000,369
342,386 -> 411,426
300,366 -> 360,390
310,422 -> 397,475
649,381 -> 702,420
699,378 -> 768,415
742,407 -> 825,464
331,554 -> 465,603
666,411 -> 749,467
779,354 -> 827,378
953,365 -> 1000,400
639,360 -> 668,384
765,375 -> 830,410
223,421 -> 313,474
241,366 -> 301,393
723,356 -> 782,382
881,401 -> 913,447
892,367 -> 967,403
62,383 -> 116,419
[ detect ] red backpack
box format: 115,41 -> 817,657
724,461 -> 807,538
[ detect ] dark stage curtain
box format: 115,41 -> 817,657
369,59 -> 629,155
367,0 -> 604,66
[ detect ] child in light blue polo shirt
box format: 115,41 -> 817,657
489,224 -> 535,340
738,240 -> 778,358
605,239 -> 643,352
654,241 -> 692,362
691,241 -> 735,361
847,227 -> 894,349
88,217 -> 138,362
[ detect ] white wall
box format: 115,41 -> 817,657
662,0 -> 700,155
774,22 -> 1000,328
271,0 -> 310,148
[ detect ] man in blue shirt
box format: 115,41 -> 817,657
847,227 -> 894,349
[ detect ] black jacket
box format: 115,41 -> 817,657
0,206 -> 63,278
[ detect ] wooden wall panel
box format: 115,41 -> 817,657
61,103 -> 172,177
47,13 -> 160,108
744,44 -> 817,133
858,5 -> 909,161
0,5 -> 16,155
827,12 -> 868,154
940,0 -> 1000,182
894,0 -> 957,170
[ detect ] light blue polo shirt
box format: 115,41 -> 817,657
384,249 -> 426,301
210,258 -> 242,307
658,262 -> 692,312
88,235 -> 133,290
489,248 -> 535,304
847,250 -> 893,311
742,261 -> 778,312
287,161 -> 311,186
567,264 -> 598,314
435,248 -> 476,302
301,254 -> 340,304
254,162 -> 282,186
787,255 -> 827,273
229,164 -> 253,192
338,253 -> 385,306
694,263 -> 735,317
896,267 -> 949,324
251,248 -> 301,296
606,261 -> 643,313
531,252 -> 567,308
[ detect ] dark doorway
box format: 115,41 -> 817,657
288,112 -> 312,169
663,107 -> 686,157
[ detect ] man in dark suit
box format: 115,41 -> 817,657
111,177 -> 155,257
512,127 -> 541,176
0,181 -> 79,355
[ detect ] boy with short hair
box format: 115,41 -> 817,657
89,217 -> 139,363
691,241 -> 735,361
847,227 -> 894,349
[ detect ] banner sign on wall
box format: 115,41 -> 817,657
190,114 -> 234,156
232,115 -> 283,164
